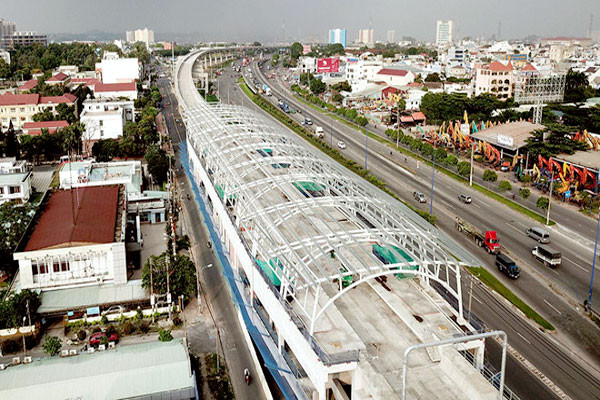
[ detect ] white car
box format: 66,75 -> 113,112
337,141 -> 346,149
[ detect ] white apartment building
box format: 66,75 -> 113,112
13,185 -> 127,291
0,157 -> 31,204
80,98 -> 135,142
95,57 -> 140,84
0,93 -> 77,130
358,29 -> 374,46
94,82 -> 138,100
436,20 -> 454,47
345,59 -> 384,92
59,160 -> 142,194
474,61 -> 514,100
386,30 -> 395,43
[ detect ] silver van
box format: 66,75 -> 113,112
526,227 -> 550,243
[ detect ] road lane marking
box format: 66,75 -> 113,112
506,223 -> 526,236
563,256 -> 589,273
543,299 -> 562,315
516,331 -> 531,345
471,203 -> 481,209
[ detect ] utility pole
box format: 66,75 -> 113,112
150,258 -> 155,324
546,168 -> 554,225
467,274 -> 473,324
469,142 -> 475,187
430,142 -> 437,216
587,167 -> 600,312
396,109 -> 400,149
26,300 -> 32,338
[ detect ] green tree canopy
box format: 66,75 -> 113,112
290,42 -> 303,60
310,78 -> 327,95
145,145 -> 169,184
142,253 -> 197,299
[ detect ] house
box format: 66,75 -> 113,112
56,65 -> 79,76
474,61 -> 514,100
69,77 -> 99,91
447,64 -> 469,79
22,120 -> 69,136
45,72 -> 71,86
95,57 -> 140,84
16,79 -> 38,93
79,98 -> 135,147
0,93 -> 76,130
0,157 -> 31,204
375,69 -> 415,87
13,185 -> 127,291
94,82 -> 137,101
59,160 -> 142,195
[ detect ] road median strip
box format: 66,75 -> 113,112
290,90 -> 555,226
238,79 -> 436,225
467,266 -> 555,331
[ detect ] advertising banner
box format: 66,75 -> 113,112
317,58 -> 340,73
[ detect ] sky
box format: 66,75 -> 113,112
2,0 -> 599,43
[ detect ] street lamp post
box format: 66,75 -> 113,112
546,168 -> 554,225
197,264 -> 213,307
429,143 -> 437,216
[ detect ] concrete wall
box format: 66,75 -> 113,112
96,58 -> 139,84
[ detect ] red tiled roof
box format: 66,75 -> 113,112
39,93 -> 77,104
522,64 -> 537,71
485,61 -> 513,72
411,112 -> 426,121
18,79 -> 38,91
400,116 -> 414,123
407,82 -> 423,87
0,94 -> 40,106
584,67 -> 598,73
377,68 -> 409,77
25,186 -> 120,251
95,82 -> 136,92
47,72 -> 69,82
23,121 -> 69,130
71,78 -> 100,86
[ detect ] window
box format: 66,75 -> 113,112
32,262 -> 38,276
53,262 -> 60,273
61,260 -> 69,272
9,186 -> 20,194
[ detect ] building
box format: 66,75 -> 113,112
386,30 -> 395,43
0,49 -> 9,65
95,57 -> 140,84
59,160 -> 141,194
436,20 -> 454,47
56,65 -> 79,76
128,27 -> 155,49
125,30 -> 135,43
1,31 -> 47,48
328,28 -> 347,48
345,58 -> 384,92
375,68 -> 416,86
471,121 -> 544,158
0,18 -> 16,41
0,93 -> 77,130
474,61 -> 514,100
93,82 -> 138,100
22,120 -> 69,136
16,79 -> 38,93
80,98 -> 135,144
358,29 -> 374,46
548,44 -> 572,63
13,185 -> 127,291
0,157 -> 31,204
45,72 -> 71,86
540,37 -> 592,47
0,339 -> 196,400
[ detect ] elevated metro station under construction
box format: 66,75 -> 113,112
175,48 -> 505,400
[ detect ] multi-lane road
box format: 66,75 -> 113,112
215,60 -> 600,399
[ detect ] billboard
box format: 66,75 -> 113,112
317,58 -> 339,73
497,134 -> 514,147
302,44 -> 311,55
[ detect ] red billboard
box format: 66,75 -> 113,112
317,58 -> 339,73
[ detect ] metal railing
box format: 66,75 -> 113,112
460,350 -> 520,400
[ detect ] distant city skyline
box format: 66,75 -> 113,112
1,0 -> 598,43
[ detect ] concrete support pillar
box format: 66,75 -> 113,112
277,332 -> 284,354
475,345 -> 485,370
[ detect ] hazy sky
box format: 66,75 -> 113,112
2,0 -> 599,43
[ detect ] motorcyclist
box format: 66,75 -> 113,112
244,368 -> 251,384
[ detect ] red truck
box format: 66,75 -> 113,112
455,217 -> 500,254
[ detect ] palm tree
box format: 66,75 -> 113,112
62,122 -> 84,160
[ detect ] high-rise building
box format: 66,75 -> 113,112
436,20 -> 454,47
386,30 -> 395,43
0,18 -> 16,39
127,27 -> 155,48
358,29 -> 374,46
1,31 -> 47,49
125,30 -> 135,43
328,28 -> 347,48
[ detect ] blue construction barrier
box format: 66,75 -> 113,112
179,141 -> 300,399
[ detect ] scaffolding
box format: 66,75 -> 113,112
514,72 -> 566,124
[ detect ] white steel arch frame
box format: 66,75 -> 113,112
176,50 -> 483,337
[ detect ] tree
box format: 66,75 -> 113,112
536,197 -> 550,210
483,169 -> 498,183
519,188 -> 531,199
32,108 -> 54,122
142,253 -> 197,299
145,145 -> 169,185
92,139 -> 121,161
158,328 -> 173,342
42,336 -> 62,356
0,59 -> 9,80
457,161 -> 471,177
498,180 -> 512,192
445,154 -> 458,166
290,42 -> 303,60
331,81 -> 351,92
421,143 -> 434,158
564,69 -> 595,103
56,103 -> 76,124
309,78 -> 326,95
62,122 -> 84,157
299,73 -> 314,86
425,73 -> 441,82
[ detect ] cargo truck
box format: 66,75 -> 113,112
532,245 -> 561,267
495,253 -> 520,279
455,217 -> 500,254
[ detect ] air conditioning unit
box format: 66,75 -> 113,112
23,356 -> 32,364
97,276 -> 104,284
12,357 -> 20,365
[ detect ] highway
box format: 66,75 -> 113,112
217,60 -> 600,399
156,74 -> 273,400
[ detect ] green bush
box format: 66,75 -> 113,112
135,308 -> 144,321
536,197 -> 550,210
483,169 -> 498,182
122,321 -> 135,335
172,316 -> 183,327
498,180 -> 512,192
521,174 -> 532,184
445,154 -> 458,166
100,315 -> 108,325
457,161 -> 471,177
435,147 -> 447,161
420,143 -> 434,158
138,320 -> 150,334
158,328 -> 173,342
106,324 -> 117,336
42,336 -> 62,356
519,188 -> 531,199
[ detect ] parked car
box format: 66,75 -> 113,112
89,332 -> 118,347
337,141 -> 346,149
413,191 -> 426,203
458,194 -> 472,204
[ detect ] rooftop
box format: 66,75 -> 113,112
471,121 -> 544,150
556,151 -> 600,172
377,68 -> 409,77
46,72 -> 69,82
484,61 -> 513,72
25,185 -> 121,251
17,79 -> 38,91
0,171 -> 30,185
0,93 -> 76,106
95,82 -> 136,93
0,339 -> 195,400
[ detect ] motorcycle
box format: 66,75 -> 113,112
244,368 -> 251,385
